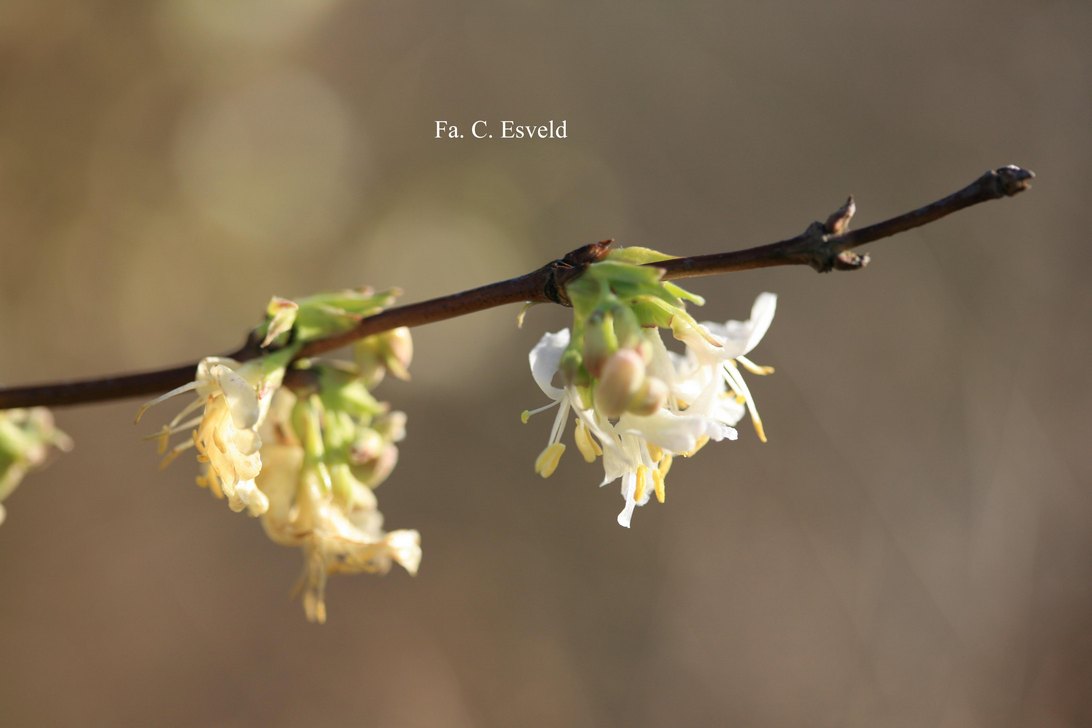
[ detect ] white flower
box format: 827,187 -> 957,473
138,356 -> 285,516
525,293 -> 777,528
674,292 -> 777,442
604,331 -> 738,527
525,328 -> 737,528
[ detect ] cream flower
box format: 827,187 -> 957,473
256,398 -> 420,624
138,355 -> 286,516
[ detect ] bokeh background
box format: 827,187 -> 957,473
1,1 -> 1089,726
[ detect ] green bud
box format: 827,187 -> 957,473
582,310 -> 618,378
605,246 -> 676,265
318,366 -> 381,419
354,327 -> 413,386
559,347 -> 585,386
611,304 -> 643,350
259,296 -> 299,348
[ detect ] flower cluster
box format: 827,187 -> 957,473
139,288 -> 418,622
524,248 -> 776,527
0,407 -> 72,526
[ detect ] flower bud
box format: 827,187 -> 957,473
626,375 -> 669,416
354,328 -> 414,386
382,327 -> 413,381
350,428 -> 385,464
352,444 -> 399,488
374,410 -> 407,443
611,305 -> 643,351
582,311 -> 618,377
559,348 -> 586,386
594,349 -> 646,419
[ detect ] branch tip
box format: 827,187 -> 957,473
992,165 -> 1035,196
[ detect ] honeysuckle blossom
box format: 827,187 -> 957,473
131,288 -> 418,622
524,249 -> 778,528
257,389 -> 419,623
137,352 -> 291,516
673,292 -> 777,442
0,407 -> 72,526
525,326 -> 739,527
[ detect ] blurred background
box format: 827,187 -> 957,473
1,1 -> 1089,726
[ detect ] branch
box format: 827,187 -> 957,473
0,243 -> 611,409
658,164 -> 1034,277
0,166 -> 1033,410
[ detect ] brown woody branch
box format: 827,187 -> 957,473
0,165 -> 1033,410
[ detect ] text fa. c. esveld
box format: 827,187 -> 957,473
434,120 -> 567,140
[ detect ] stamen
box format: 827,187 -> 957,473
574,419 -> 602,462
166,397 -> 205,430
634,465 -> 649,502
647,444 -> 664,462
547,398 -> 571,445
723,363 -> 767,442
521,400 -> 559,423
134,381 -> 198,423
535,442 -> 566,478
653,468 -> 666,503
158,439 -> 194,469
737,355 -> 775,376
659,454 -> 673,478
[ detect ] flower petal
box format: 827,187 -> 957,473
529,330 -> 570,401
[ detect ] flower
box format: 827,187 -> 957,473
257,389 -> 419,623
524,263 -> 778,528
137,290 -> 416,622
0,407 -> 72,526
525,326 -> 737,527
137,353 -> 290,516
673,292 -> 777,442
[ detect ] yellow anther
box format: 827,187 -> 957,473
573,419 -> 602,462
534,442 -> 566,478
634,465 -> 649,503
520,410 -> 531,424
158,449 -> 183,470
737,355 -> 775,376
653,468 -> 666,503
659,454 -> 673,478
647,444 -> 664,462
752,414 -> 768,443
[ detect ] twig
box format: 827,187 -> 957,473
658,165 -> 1034,277
0,166 -> 1033,410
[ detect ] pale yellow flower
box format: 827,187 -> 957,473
138,356 -> 286,516
255,390 -> 419,623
